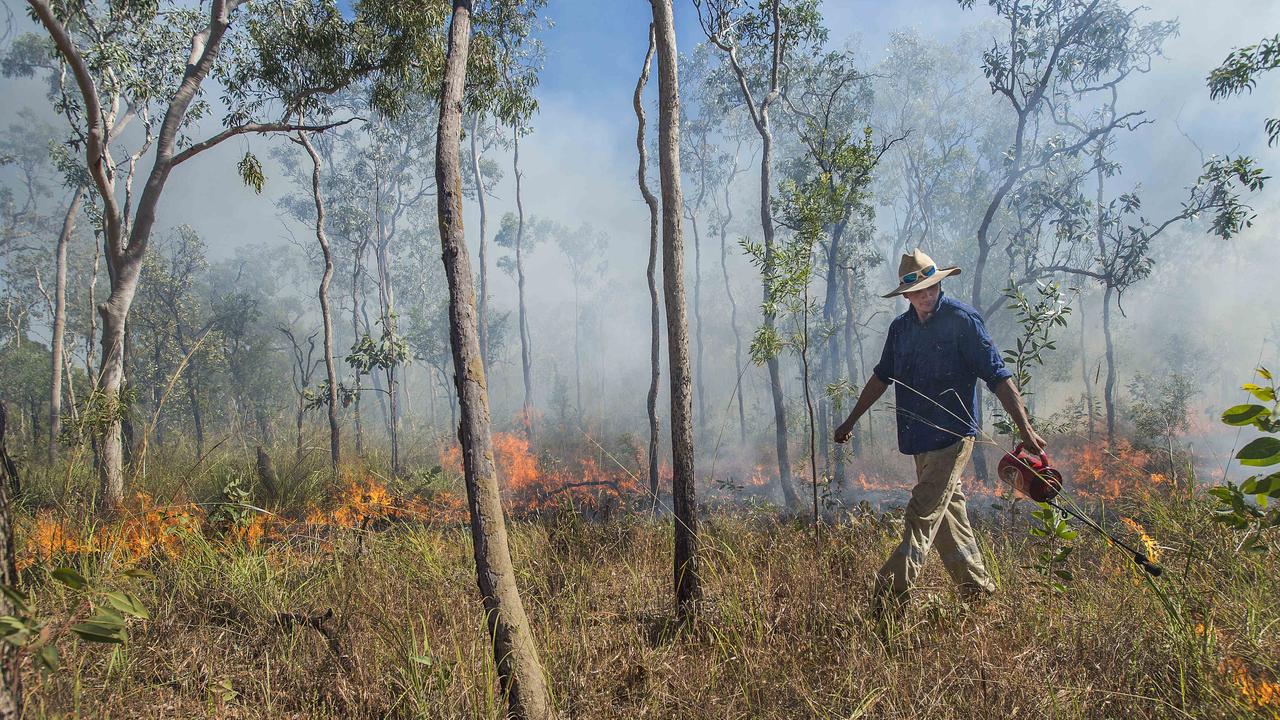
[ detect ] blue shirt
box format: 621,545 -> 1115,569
873,291 -> 1013,455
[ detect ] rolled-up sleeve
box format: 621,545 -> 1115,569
962,314 -> 1013,391
873,321 -> 897,386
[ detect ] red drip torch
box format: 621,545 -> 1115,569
998,443 -> 1163,577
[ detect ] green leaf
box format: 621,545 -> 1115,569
1247,472 -> 1280,498
103,591 -> 149,620
50,567 -> 87,590
36,644 -> 59,673
1238,437 -> 1280,467
237,151 -> 266,194
1259,366 -> 1273,381
1242,383 -> 1277,403
0,616 -> 27,638
70,620 -> 124,644
1209,485 -> 1237,502
1223,404 -> 1269,426
1,585 -> 29,614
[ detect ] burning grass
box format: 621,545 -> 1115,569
9,477 -> 1280,719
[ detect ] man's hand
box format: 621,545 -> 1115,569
1021,426 -> 1047,456
834,375 -> 890,446
834,418 -> 855,444
993,378 -> 1048,456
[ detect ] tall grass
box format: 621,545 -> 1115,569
8,455 -> 1280,719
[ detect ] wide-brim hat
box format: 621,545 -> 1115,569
883,248 -> 962,298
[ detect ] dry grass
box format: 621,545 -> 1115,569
10,472 -> 1280,720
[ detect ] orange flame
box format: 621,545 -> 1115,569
1119,516 -> 1160,562
1222,657 -> 1280,710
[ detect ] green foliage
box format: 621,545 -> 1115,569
1027,504 -> 1077,593
992,279 -> 1071,438
236,151 -> 266,194
1192,155 -> 1269,240
1211,367 -> 1280,553
346,315 -> 410,377
1208,34 -> 1280,146
59,386 -> 139,448
208,473 -> 255,530
1128,372 -> 1195,450
0,565 -> 150,676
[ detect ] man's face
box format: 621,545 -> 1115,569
903,282 -> 941,318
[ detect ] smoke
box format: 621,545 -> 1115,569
1,0 -> 1278,488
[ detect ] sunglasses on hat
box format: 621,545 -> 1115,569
900,264 -> 937,285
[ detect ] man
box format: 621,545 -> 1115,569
834,248 -> 1045,609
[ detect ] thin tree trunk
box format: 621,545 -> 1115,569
717,163 -> 747,446
573,281 -> 582,423
1103,284 -> 1117,445
434,4 -> 555,717
841,268 -> 863,453
651,0 -> 701,616
800,273 -> 820,535
634,24 -> 662,503
470,114 -> 491,372
822,218 -> 847,489
350,245 -> 367,457
1079,294 -> 1094,440
299,132 -> 341,471
714,1 -> 798,508
0,402 -> 19,719
374,175 -> 401,475
513,129 -> 535,441
49,186 -> 86,463
689,211 -> 706,437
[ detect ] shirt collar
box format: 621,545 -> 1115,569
909,289 -> 946,324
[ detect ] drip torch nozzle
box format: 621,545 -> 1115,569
1134,553 -> 1163,577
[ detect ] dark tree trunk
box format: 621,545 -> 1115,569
842,269 -> 864,453
470,114 -> 491,372
634,25 -> 662,504
1103,284 -> 1117,445
651,0 -> 701,616
0,402 -> 20,718
255,445 -> 279,501
434,4 -> 556,717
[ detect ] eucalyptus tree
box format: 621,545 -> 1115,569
998,5 -> 1267,443
651,0 -> 701,617
21,0 -> 420,510
1210,33 -> 1280,151
693,0 -> 828,509
358,109 -> 438,476
433,1 -> 555,716
207,245 -> 297,446
482,0 -> 543,439
549,221 -> 608,425
678,54 -> 720,435
956,0 -> 1165,318
131,226 -> 230,458
633,23 -> 662,500
465,113 -> 506,372
495,210 -> 542,435
778,45 -> 884,487
871,29 -> 1003,265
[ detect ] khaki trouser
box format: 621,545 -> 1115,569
876,436 -> 994,601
